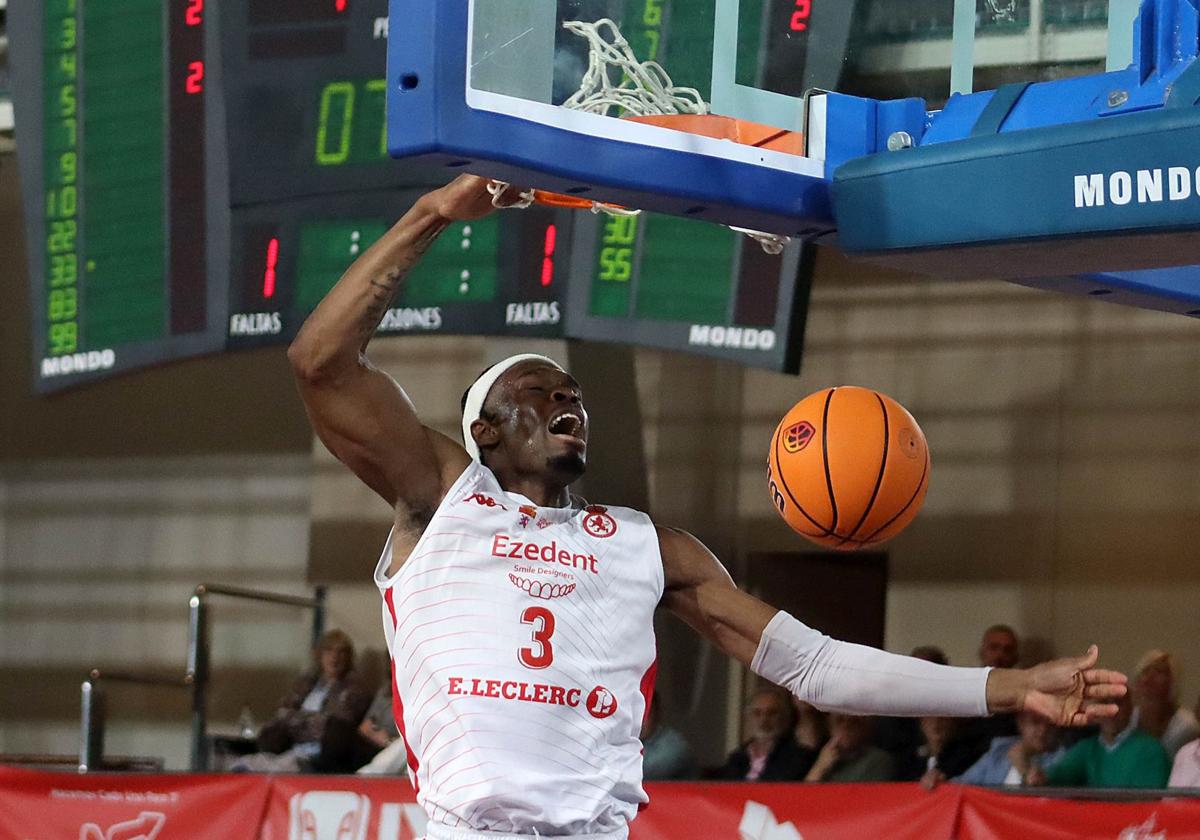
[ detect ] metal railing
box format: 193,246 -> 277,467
79,582 -> 326,772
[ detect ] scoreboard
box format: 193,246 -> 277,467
11,0 -> 813,393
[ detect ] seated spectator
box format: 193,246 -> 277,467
312,681 -> 400,773
1132,650 -> 1200,759
641,690 -> 696,780
875,646 -> 948,764
235,629 -> 372,772
897,716 -> 979,786
1035,691 -> 1170,788
792,699 -> 828,753
955,709 -> 1065,786
717,686 -> 814,781
805,713 -> 895,783
1168,734 -> 1200,788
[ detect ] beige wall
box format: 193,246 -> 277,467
0,454 -> 314,767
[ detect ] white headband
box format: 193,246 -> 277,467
461,354 -> 564,461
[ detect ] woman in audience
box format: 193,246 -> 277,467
235,629 -> 372,772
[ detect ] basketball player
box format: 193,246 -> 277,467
289,175 -> 1126,839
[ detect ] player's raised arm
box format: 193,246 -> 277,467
657,526 -> 1127,726
288,176 -> 498,511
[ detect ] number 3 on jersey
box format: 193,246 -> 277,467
518,606 -> 555,669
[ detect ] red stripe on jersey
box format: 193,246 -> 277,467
637,656 -> 658,813
638,657 -> 658,728
385,587 -> 420,791
384,586 -> 399,629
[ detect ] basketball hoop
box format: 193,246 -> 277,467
488,18 -> 793,256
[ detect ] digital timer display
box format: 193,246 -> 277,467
11,0 -> 574,390
570,212 -> 810,373
314,79 -> 389,167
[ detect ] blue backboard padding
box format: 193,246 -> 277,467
1017,265 -> 1200,314
832,106 -> 1200,253
875,99 -> 930,150
820,95 -> 878,170
385,0 -> 834,237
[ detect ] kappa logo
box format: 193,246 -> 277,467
465,493 -> 507,511
582,505 -> 617,539
1119,815 -> 1167,840
80,812 -> 165,840
738,801 -> 804,840
782,421 -> 815,454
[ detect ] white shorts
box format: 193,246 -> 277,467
424,823 -> 627,840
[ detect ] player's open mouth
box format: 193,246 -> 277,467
548,411 -> 585,443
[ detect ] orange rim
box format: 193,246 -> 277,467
532,114 -> 803,211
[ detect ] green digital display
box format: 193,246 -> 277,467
590,214 -> 738,324
636,216 -> 738,323
296,221 -> 390,312
313,78 -> 389,167
32,0 -> 183,378
79,0 -> 166,348
42,0 -> 82,357
402,218 -> 502,306
13,0 -> 804,390
295,216 -> 503,312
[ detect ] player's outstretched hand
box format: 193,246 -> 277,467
429,174 -> 527,221
1020,645 -> 1127,727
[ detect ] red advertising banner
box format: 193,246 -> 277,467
634,782 -> 962,840
4,768 -> 1200,840
0,766 -> 269,840
260,774 -> 424,840
958,786 -> 1200,840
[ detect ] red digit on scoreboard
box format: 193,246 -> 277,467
186,61 -> 205,94
262,237 -> 280,299
541,223 -> 557,287
185,0 -> 204,26
791,0 -> 811,31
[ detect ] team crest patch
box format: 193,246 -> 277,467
582,505 -> 617,539
782,421 -> 815,454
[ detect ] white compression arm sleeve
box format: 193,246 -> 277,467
751,611 -> 992,717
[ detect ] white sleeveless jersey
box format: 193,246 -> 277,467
374,461 -> 663,837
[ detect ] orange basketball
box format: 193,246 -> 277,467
767,386 -> 930,550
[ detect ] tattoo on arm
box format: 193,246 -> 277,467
358,218 -> 450,338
